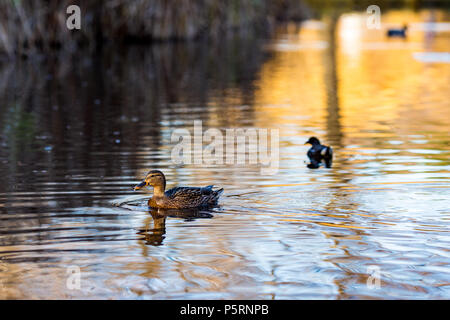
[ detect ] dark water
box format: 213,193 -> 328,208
0,9 -> 449,299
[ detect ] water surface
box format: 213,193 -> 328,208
0,9 -> 449,299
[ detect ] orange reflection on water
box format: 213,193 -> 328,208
253,9 -> 449,167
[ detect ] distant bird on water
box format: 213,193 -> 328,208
305,137 -> 333,169
134,170 -> 223,209
387,24 -> 408,38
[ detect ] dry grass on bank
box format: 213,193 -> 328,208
0,0 -> 309,57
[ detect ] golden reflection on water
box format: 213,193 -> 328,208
247,9 -> 448,298
256,12 -> 449,138
0,9 -> 449,299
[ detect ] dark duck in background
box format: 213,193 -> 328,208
134,170 -> 223,209
305,137 -> 333,169
387,24 -> 408,38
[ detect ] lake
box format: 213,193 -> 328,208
0,9 -> 449,299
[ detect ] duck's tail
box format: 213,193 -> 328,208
214,187 -> 224,197
203,185 -> 223,205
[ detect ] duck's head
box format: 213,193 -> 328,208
305,137 -> 321,145
134,170 -> 166,191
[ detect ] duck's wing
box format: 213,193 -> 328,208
307,147 -> 315,161
165,186 -> 223,208
307,147 -> 321,168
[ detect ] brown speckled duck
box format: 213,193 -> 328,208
134,170 -> 223,209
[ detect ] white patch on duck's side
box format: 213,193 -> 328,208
321,148 -> 328,156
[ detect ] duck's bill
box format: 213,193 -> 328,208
134,181 -> 147,191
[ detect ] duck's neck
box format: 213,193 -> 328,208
153,184 -> 165,197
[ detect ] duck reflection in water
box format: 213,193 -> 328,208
137,208 -> 214,246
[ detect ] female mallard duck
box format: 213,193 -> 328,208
305,137 -> 333,169
134,170 -> 223,209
